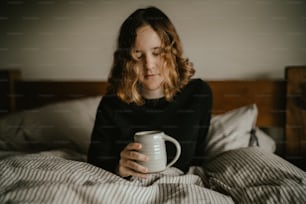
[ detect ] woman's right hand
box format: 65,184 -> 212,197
117,143 -> 149,178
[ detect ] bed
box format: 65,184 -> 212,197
0,66 -> 305,203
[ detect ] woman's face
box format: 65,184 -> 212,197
134,25 -> 164,99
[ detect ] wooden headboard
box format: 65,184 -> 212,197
0,66 -> 305,169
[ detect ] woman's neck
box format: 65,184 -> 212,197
141,87 -> 164,99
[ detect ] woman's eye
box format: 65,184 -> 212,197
152,48 -> 163,56
152,52 -> 160,56
134,52 -> 142,59
152,49 -> 162,56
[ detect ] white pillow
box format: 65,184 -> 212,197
255,127 -> 276,153
0,96 -> 102,154
204,104 -> 276,159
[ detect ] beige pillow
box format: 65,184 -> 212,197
0,96 -> 101,154
255,127 -> 276,153
204,104 -> 276,159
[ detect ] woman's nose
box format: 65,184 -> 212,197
144,55 -> 154,70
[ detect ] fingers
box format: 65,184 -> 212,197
118,159 -> 148,178
120,158 -> 148,173
120,143 -> 148,162
125,142 -> 142,150
118,142 -> 149,178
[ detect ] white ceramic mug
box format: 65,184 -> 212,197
134,130 -> 181,173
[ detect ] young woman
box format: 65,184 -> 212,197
88,6 -> 212,178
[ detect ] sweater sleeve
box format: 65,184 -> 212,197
87,96 -> 121,173
192,80 -> 213,166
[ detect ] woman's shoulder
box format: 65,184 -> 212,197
98,93 -> 125,109
185,78 -> 212,95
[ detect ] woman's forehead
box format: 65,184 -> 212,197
134,25 -> 162,50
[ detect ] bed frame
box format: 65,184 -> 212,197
0,66 -> 305,170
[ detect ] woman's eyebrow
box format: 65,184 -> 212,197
152,47 -> 162,51
134,47 -> 161,52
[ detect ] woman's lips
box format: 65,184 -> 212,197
146,74 -> 155,77
144,74 -> 158,78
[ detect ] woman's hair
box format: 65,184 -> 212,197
107,6 -> 195,105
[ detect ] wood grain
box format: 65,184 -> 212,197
285,66 -> 306,160
14,81 -> 108,111
208,80 -> 285,127
0,70 -> 21,114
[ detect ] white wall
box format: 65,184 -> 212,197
0,0 -> 305,80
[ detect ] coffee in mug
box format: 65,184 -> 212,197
134,130 -> 181,173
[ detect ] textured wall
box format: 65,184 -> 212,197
0,0 -> 305,80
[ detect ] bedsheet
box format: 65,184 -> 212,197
0,147 -> 305,204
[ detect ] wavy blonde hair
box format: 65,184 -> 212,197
107,6 -> 195,105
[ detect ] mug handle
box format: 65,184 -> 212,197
162,134 -> 181,169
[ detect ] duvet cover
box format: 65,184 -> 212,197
1,147 -> 305,204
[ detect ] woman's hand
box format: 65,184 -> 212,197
117,143 -> 149,178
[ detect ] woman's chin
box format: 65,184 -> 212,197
142,84 -> 162,91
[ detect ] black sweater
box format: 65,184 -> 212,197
88,79 -> 212,173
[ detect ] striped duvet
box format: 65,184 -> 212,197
0,147 -> 305,204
